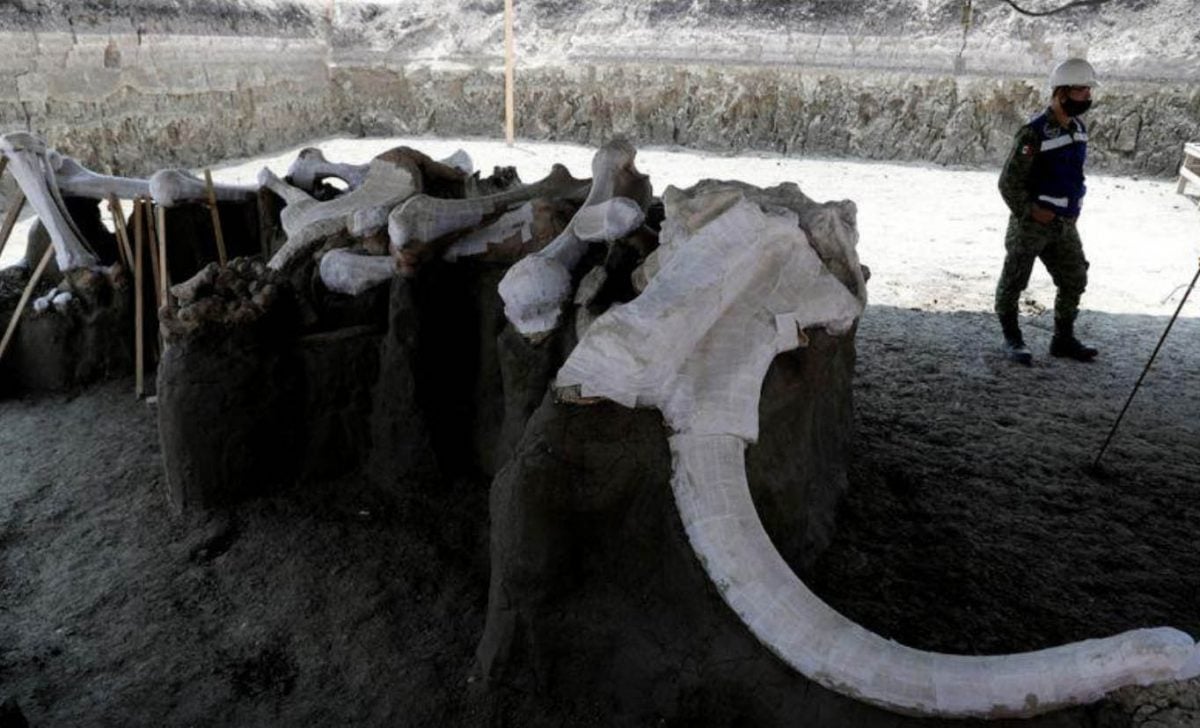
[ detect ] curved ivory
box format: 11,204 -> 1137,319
388,163 -> 588,258
264,158 -> 418,272
554,184 -> 1200,718
149,169 -> 258,208
0,132 -> 97,271
498,139 -> 651,338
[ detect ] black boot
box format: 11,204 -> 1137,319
1050,320 -> 1098,361
999,312 -> 1032,366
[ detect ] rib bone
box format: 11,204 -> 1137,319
498,139 -> 651,339
0,132 -> 97,271
555,182 -> 1200,719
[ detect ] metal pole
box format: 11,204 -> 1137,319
504,0 -> 515,145
1093,259 -> 1200,467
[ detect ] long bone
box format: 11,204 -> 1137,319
497,139 -> 651,339
286,146 -> 474,193
263,156 -> 419,273
149,169 -> 258,208
0,132 -> 97,271
388,164 -> 589,272
554,183 -> 1200,719
48,154 -> 151,200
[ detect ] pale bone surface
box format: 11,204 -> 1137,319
148,169 -> 258,208
387,163 -> 588,263
554,182 -> 1200,718
287,147 -> 473,192
497,139 -> 651,338
0,132 -> 97,271
318,247 -> 396,296
263,157 -> 418,272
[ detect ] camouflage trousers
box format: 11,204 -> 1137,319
994,212 -> 1089,328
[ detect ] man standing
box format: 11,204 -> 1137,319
995,57 -> 1100,365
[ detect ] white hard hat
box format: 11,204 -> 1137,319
1049,58 -> 1099,88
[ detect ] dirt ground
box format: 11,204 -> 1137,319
2,142 -> 1200,725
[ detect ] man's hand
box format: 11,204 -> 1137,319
1030,204 -> 1056,224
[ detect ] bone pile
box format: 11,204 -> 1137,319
163,258 -> 286,334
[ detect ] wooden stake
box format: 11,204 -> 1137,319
133,197 -> 145,398
504,0 -> 515,145
156,204 -> 170,310
0,188 -> 27,261
203,169 -> 228,267
257,187 -> 276,260
107,194 -> 134,270
143,197 -> 162,309
0,243 -> 54,365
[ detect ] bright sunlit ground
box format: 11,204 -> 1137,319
4,136 -> 1198,318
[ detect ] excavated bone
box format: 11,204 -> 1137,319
149,169 -> 258,208
0,132 -> 97,271
388,164 -> 588,270
287,147 -> 474,193
555,183 -> 1200,719
263,157 -> 419,273
318,248 -> 396,296
571,197 -> 645,243
498,139 -> 651,339
442,198 -> 574,264
49,154 -> 151,200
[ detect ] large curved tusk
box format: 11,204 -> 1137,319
555,182 -> 1200,718
670,433 -> 1199,719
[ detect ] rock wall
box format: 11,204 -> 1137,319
1,0 -> 1198,181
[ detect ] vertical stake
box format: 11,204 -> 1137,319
0,243 -> 55,365
156,204 -> 170,310
143,197 -> 162,309
203,169 -> 228,267
133,197 -> 145,398
107,194 -> 134,270
504,0 -> 515,146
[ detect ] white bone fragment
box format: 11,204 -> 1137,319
265,157 -> 418,273
286,147 -> 473,194
48,154 -> 151,200
149,169 -> 257,208
554,183 -> 1200,719
498,140 -> 650,339
0,132 -> 98,271
51,290 -> 73,312
388,164 -> 587,259
443,203 -> 535,262
33,290 -> 54,313
572,197 -> 645,243
318,248 -> 396,296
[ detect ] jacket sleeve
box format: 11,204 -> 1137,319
998,126 -> 1039,217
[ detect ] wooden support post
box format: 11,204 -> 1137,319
0,188 -> 27,262
203,169 -> 228,267
504,0 -> 515,145
133,197 -> 145,398
143,197 -> 162,309
107,194 -> 134,270
0,243 -> 54,365
156,204 -> 170,310
257,188 -> 275,261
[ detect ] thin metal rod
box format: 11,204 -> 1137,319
1094,260 -> 1200,467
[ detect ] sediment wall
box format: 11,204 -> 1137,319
1,0 -> 1197,179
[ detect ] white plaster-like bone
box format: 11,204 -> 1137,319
149,169 -> 258,208
388,164 -> 588,262
555,183 -> 1200,718
498,139 -> 650,339
264,157 -> 418,272
49,154 -> 151,200
0,132 -> 98,271
318,248 -> 396,296
287,147 -> 474,193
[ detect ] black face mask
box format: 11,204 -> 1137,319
1061,97 -> 1092,117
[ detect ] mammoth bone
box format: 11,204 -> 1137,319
286,146 -> 474,193
388,163 -> 591,273
0,132 -> 98,272
553,181 -> 1200,719
497,138 -> 652,340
